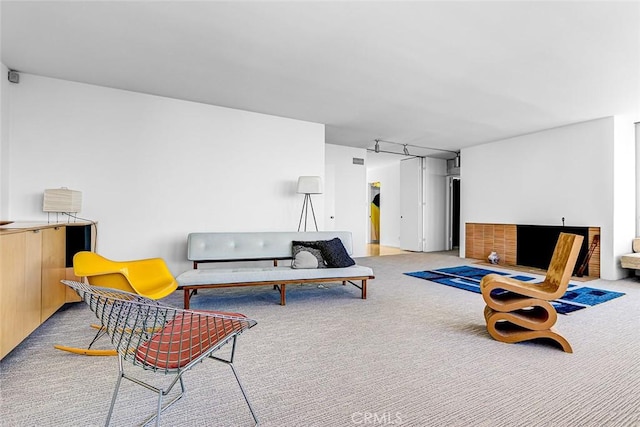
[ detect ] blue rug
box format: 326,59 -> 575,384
404,265 -> 625,315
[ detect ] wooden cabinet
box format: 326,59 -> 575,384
64,268 -> 83,303
0,229 -> 43,359
0,223 -> 85,360
41,227 -> 67,321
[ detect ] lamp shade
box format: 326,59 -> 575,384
43,188 -> 82,213
296,176 -> 323,194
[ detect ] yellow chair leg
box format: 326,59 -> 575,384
53,345 -> 118,356
54,323 -> 117,356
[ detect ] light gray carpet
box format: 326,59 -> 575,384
1,251 -> 639,427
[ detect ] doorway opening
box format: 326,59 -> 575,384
369,182 -> 380,244
448,176 -> 461,249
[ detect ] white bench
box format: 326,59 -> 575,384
175,231 -> 375,307
621,238 -> 640,273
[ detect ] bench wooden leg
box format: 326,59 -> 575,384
184,288 -> 191,309
280,284 -> 286,305
362,279 -> 367,299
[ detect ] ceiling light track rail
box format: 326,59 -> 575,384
373,139 -> 459,158
366,148 -> 421,158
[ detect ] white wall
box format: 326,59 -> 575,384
460,117 -> 636,280
0,5 -> 3,219
613,116 -> 637,258
5,73 -> 325,274
0,61 -> 9,218
637,122 -> 640,237
324,144 -> 367,256
367,161 -> 401,248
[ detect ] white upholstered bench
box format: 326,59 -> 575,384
621,238 -> 640,273
175,231 -> 375,307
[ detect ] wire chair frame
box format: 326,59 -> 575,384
62,280 -> 259,427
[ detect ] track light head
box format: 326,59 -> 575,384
374,139 -> 380,153
403,145 -> 409,155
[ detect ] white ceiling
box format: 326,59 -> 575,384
2,1 -> 639,159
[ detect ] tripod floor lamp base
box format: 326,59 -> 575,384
296,176 -> 322,232
298,193 -> 318,232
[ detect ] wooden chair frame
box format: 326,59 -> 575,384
480,232 -> 584,352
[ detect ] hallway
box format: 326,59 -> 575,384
365,244 -> 410,257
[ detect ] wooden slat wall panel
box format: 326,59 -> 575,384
465,223 -> 488,260
464,223 -> 600,278
465,223 -> 474,259
483,224 -> 494,257
588,227 -> 601,278
473,223 -> 484,259
494,225 -> 505,260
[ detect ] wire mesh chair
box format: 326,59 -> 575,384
62,280 -> 259,426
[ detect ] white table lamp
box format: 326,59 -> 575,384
43,187 -> 82,222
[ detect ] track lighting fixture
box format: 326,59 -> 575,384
369,138 -> 458,158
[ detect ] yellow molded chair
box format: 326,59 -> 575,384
72,251 -> 177,300
55,251 -> 178,356
480,232 -> 584,353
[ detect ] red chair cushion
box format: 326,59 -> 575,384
135,310 -> 247,369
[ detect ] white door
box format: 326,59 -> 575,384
400,157 -> 423,251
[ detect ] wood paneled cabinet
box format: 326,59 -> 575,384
41,227 -> 67,321
0,223 -> 77,360
0,230 -> 42,359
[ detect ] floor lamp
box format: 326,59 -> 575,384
297,176 -> 322,231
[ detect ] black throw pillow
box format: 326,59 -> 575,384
318,238 -> 356,268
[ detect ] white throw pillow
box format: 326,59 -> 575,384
292,250 -> 321,269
